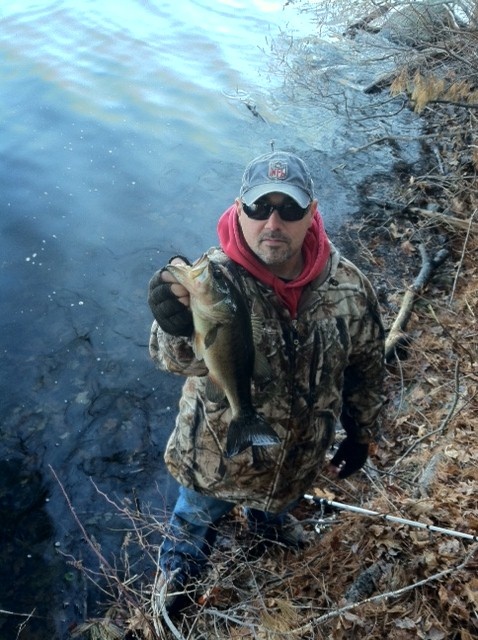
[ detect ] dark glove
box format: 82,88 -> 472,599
330,437 -> 369,479
148,258 -> 194,337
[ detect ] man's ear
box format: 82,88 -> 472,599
308,199 -> 319,226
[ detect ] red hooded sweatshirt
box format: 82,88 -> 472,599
217,203 -> 331,319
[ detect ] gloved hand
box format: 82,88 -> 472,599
148,257 -> 194,337
329,437 -> 369,479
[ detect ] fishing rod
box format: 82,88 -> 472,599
303,494 -> 478,543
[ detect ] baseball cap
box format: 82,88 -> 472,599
240,151 -> 314,208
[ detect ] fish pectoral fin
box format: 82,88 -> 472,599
204,324 -> 221,349
225,413 -> 280,458
251,313 -> 263,344
253,350 -> 273,383
205,377 -> 226,403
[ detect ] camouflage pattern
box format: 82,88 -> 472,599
149,244 -> 386,513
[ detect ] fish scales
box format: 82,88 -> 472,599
165,255 -> 280,457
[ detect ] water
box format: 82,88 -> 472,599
0,1 -> 423,637
0,2 -> 327,637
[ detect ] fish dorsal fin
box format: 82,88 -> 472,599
205,377 -> 226,403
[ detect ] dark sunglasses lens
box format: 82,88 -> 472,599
242,199 -> 308,221
280,203 -> 308,221
242,202 -> 270,220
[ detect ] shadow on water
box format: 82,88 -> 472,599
0,460 -> 58,639
0,324 -> 183,636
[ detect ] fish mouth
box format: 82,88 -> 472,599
169,254 -> 209,282
188,260 -> 209,280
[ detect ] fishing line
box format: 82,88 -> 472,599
303,494 -> 478,542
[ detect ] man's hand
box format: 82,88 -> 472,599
328,438 -> 369,479
148,257 -> 194,337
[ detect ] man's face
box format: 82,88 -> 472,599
236,192 -> 315,278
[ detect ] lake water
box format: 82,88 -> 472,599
0,1 -> 422,637
0,2 -> 326,637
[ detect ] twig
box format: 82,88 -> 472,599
15,609 -> 37,640
391,356 -> 462,470
0,608 -> 38,619
449,208 -> 477,306
385,244 -> 449,360
48,465 -> 150,628
349,134 -> 431,153
438,357 -> 462,435
365,198 -> 478,232
428,98 -> 478,110
151,555 -> 188,640
388,349 -> 405,420
431,145 -> 445,175
155,590 -> 185,640
408,207 -> 478,232
49,465 -> 112,571
427,304 -> 475,363
311,544 -> 477,626
200,608 -> 258,628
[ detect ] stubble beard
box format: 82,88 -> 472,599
255,233 -> 292,266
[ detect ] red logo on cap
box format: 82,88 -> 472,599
268,161 -> 287,180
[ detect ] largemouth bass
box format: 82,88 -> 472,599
166,255 -> 280,458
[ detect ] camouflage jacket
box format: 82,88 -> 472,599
149,244 -> 385,512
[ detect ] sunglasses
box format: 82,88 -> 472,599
241,197 -> 310,222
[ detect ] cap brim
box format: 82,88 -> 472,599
241,184 -> 311,208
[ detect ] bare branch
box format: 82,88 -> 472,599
385,244 -> 449,361
311,544 -> 477,627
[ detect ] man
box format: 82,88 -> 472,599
148,150 -> 385,611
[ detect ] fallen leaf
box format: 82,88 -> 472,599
395,617 -> 416,629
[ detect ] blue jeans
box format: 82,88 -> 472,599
160,486 -> 294,579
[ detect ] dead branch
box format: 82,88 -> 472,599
411,207 -> 478,233
385,244 -> 449,361
363,48 -> 450,94
0,608 -> 38,620
310,544 -> 477,627
429,98 -> 478,109
366,197 -> 478,232
349,134 -> 433,153
151,560 -> 185,640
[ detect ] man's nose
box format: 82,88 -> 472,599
264,208 -> 283,228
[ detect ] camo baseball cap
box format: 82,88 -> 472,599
240,151 -> 314,208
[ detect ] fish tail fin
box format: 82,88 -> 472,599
225,411 -> 280,458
